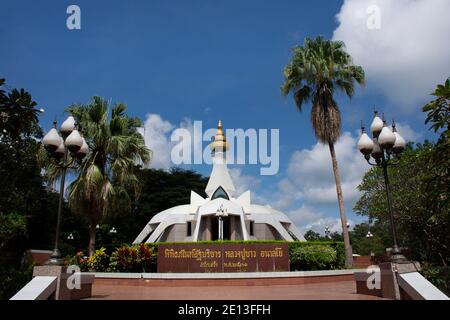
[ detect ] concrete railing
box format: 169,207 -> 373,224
10,276 -> 57,300
398,272 -> 449,300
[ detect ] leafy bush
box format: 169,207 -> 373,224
421,262 -> 450,295
330,242 -> 345,268
67,251 -> 90,272
288,241 -> 344,270
290,244 -> 337,270
88,247 -> 109,272
0,261 -> 34,299
108,243 -> 155,272
0,212 -> 27,247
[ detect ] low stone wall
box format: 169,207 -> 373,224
353,256 -> 375,268
87,269 -> 362,287
23,249 -> 52,266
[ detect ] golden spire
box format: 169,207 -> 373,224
210,120 -> 229,152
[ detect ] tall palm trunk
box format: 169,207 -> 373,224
88,223 -> 96,257
328,141 -> 353,268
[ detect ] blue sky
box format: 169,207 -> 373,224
1,0 -> 449,234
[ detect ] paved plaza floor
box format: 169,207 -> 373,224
88,280 -> 386,300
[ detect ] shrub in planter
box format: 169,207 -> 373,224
68,251 -> 90,272
329,242 -> 345,269
108,243 -> 155,272
290,244 -> 337,270
137,243 -> 155,272
88,247 -> 109,272
288,241 -> 344,270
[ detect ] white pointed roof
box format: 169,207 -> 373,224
205,121 -> 235,197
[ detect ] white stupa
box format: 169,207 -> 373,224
134,121 -> 305,243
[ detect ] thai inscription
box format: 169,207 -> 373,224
157,243 -> 289,273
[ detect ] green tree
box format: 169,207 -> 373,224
349,222 -> 388,257
304,230 -> 322,241
0,213 -> 26,250
0,78 -> 42,139
421,78 -> 450,265
281,36 -> 365,267
66,97 -> 151,256
354,142 -> 449,264
423,78 -> 450,136
0,78 -> 61,299
328,232 -> 343,242
0,78 -> 43,247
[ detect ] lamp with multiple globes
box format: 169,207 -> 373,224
357,111 -> 407,263
42,115 -> 88,265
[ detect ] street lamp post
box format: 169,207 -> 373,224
357,111 -> 407,263
216,204 -> 228,241
42,116 -> 88,265
324,226 -> 330,239
366,231 -> 374,258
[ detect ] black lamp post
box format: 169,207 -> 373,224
42,116 -> 88,265
366,230 -> 374,258
325,226 -> 330,239
357,111 -> 407,263
216,204 -> 228,241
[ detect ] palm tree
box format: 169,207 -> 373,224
281,36 -> 365,268
67,97 -> 151,256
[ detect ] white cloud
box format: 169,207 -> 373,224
139,114 -> 215,170
285,205 -> 354,234
269,179 -> 303,211
138,114 -> 174,169
249,132 -> 367,233
303,181 -> 361,205
303,217 -> 354,235
177,117 -> 205,161
394,122 -> 422,143
287,205 -> 322,230
229,167 -> 261,196
285,132 -> 368,206
332,0 -> 450,109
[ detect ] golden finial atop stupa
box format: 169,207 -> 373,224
210,120 -> 229,152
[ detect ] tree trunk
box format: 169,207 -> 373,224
88,223 -> 96,257
328,141 -> 353,268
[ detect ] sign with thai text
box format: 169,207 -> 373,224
157,243 -> 289,273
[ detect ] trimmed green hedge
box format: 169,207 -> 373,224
71,240 -> 345,272
288,241 -> 345,270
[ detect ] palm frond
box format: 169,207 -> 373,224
63,96 -> 152,227
281,36 -> 365,142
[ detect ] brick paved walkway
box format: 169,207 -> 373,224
88,279 -> 386,300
